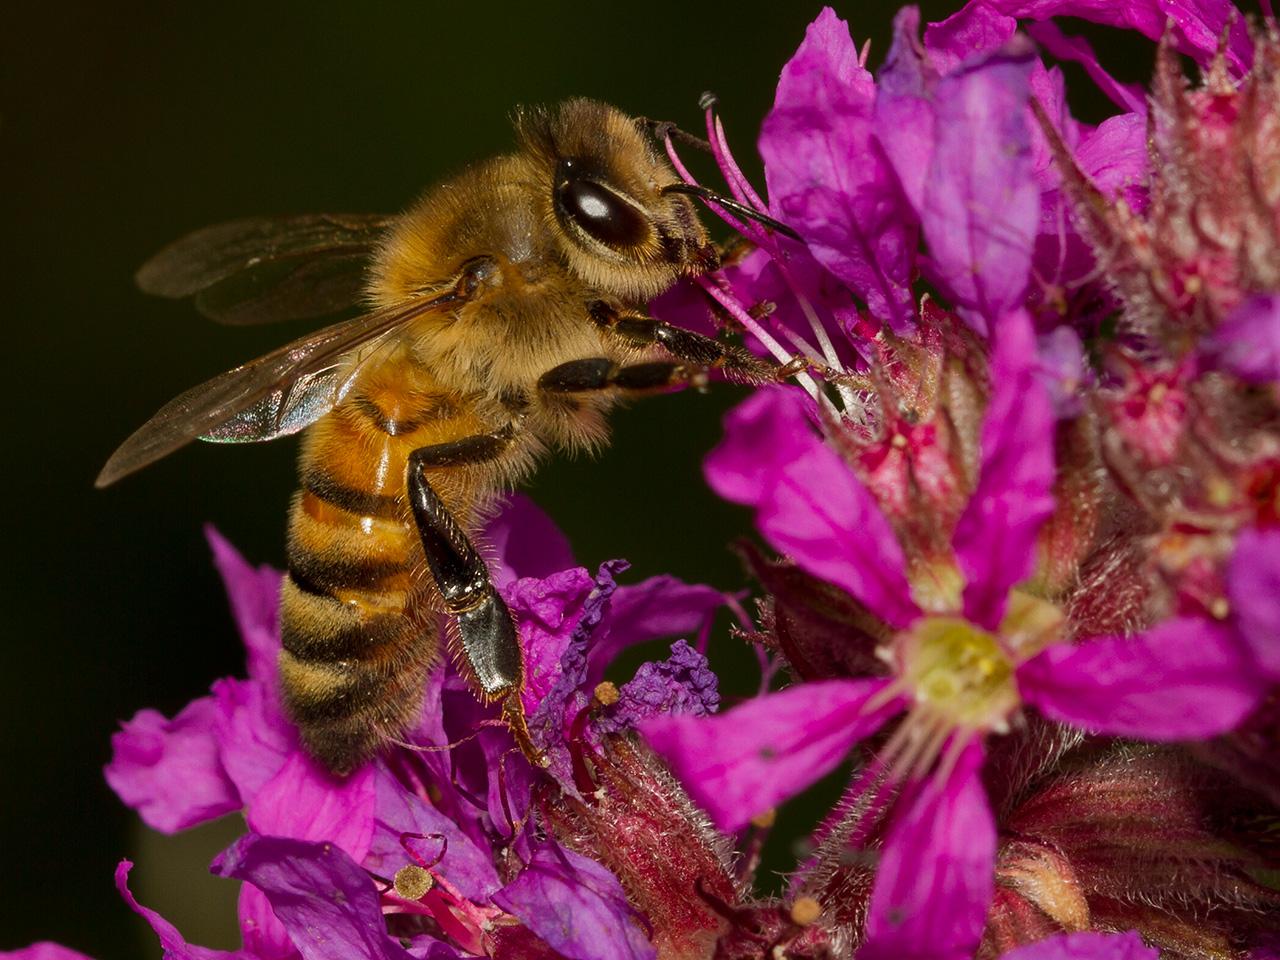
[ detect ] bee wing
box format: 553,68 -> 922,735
96,293 -> 453,488
136,213 -> 394,325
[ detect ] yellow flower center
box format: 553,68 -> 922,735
901,616 -> 1020,732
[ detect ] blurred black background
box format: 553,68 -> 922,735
1,2 -> 1147,955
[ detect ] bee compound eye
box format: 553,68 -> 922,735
554,169 -> 649,249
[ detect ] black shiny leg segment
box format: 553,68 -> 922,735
537,357 -> 700,394
407,436 -> 543,762
588,300 -> 795,385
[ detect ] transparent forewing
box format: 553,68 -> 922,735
96,294 -> 451,488
200,365 -> 345,443
136,213 -> 394,325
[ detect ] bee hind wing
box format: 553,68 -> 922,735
136,213 -> 394,326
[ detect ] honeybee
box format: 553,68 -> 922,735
98,99 -> 797,774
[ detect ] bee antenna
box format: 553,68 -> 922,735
661,183 -> 802,241
639,116 -> 714,154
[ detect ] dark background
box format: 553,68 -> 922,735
1,2 -> 1146,956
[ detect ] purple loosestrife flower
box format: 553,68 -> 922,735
644,312 -> 1269,960
102,495 -> 730,959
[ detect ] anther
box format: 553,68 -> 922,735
790,897 -> 822,926
750,808 -> 777,829
593,681 -> 620,707
393,864 -> 435,901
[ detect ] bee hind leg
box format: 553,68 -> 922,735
407,435 -> 543,765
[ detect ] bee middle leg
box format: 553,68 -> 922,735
406,430 -> 540,761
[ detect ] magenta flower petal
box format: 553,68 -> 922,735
923,2 -> 1017,70
587,575 -> 724,685
492,842 -> 656,960
921,40 -> 1039,328
211,677 -> 293,806
1019,617 -> 1267,739
706,388 -> 919,628
485,493 -> 575,592
953,309 -> 1056,629
246,752 -> 375,860
205,526 -> 283,685
642,678 -> 902,831
104,696 -> 239,833
863,740 -> 995,960
1000,930 -> 1159,960
1227,528 -> 1280,679
115,861 -> 246,960
761,7 -> 917,330
236,754 -> 376,958
0,946 -> 99,960
1023,21 -> 1146,113
876,7 -> 939,215
984,0 -> 1253,73
1202,294 -> 1280,385
212,834 -> 415,960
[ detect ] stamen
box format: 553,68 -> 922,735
399,832 -> 448,871
696,277 -> 835,414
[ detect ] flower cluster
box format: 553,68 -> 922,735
7,1 -> 1280,958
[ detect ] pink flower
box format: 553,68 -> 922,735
644,311 -> 1268,959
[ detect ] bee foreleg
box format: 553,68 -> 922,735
406,445 -> 543,761
537,357 -> 701,394
588,300 -> 800,385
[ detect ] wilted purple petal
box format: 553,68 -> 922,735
527,561 -> 629,787
1202,294 -> 1280,384
587,575 -> 724,685
761,7 -> 916,330
485,494 -> 575,592
116,861 -> 248,960
1024,21 -> 1146,113
1019,617 -> 1267,738
0,945 -> 99,960
104,696 -> 239,833
505,566 -> 598,714
953,309 -> 1057,629
492,842 -> 655,960
923,1 -> 1018,70
366,761 -> 501,900
642,678 -> 902,831
1227,528 -> 1280,679
1074,112 -> 1149,210
921,40 -> 1039,328
1000,930 -> 1159,959
706,388 -> 919,628
983,0 -> 1253,73
206,526 -> 283,685
863,740 -> 995,960
211,677 -> 293,806
596,640 -> 719,734
213,834 -> 415,960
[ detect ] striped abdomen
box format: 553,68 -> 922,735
279,364 -> 485,774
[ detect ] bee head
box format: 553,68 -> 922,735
515,98 -> 716,303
